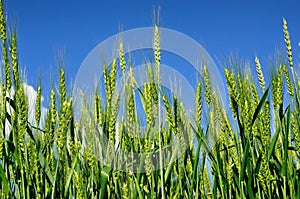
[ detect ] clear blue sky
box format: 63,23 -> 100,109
6,0 -> 300,93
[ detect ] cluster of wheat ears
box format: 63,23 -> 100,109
0,1 -> 300,199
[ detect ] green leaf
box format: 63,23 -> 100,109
51,158 -> 60,199
0,165 -> 12,195
251,87 -> 269,126
100,166 -> 111,199
39,151 -> 54,184
268,125 -> 280,160
137,87 -> 147,115
133,174 -> 144,199
240,140 -> 250,181
64,155 -> 78,197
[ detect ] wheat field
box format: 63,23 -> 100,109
0,1 -> 300,198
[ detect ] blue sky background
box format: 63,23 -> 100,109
6,0 -> 300,99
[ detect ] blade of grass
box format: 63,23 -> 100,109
251,87 -> 269,126
64,154 -> 78,197
100,166 -> 111,199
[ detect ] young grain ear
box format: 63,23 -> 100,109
11,32 -> 20,86
283,18 -> 293,69
119,42 -> 126,72
203,65 -> 211,106
59,68 -> 67,111
195,81 -> 202,133
283,64 -> 294,99
255,57 -> 265,92
35,85 -> 41,126
154,25 -> 161,84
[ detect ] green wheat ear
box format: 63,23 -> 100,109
259,102 -> 271,192
44,88 -> 57,147
16,83 -> 28,155
0,13 -> 12,92
292,112 -> 300,152
144,83 -> 152,125
126,83 -> 136,129
0,0 -> 6,43
272,65 -> 283,109
110,59 -> 117,96
173,95 -> 184,148
154,25 -> 161,83
195,81 -> 202,131
59,68 -> 67,110
278,65 -> 283,107
224,68 -> 239,118
163,95 -> 175,131
262,101 -> 271,148
94,93 -> 102,126
203,65 -> 211,106
283,64 -> 294,99
35,85 -> 41,126
119,42 -> 126,72
255,57 -> 265,92
103,63 -> 111,106
11,32 -> 20,85
3,44 -> 11,91
57,99 -> 73,159
283,18 -> 293,69
74,171 -> 84,199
